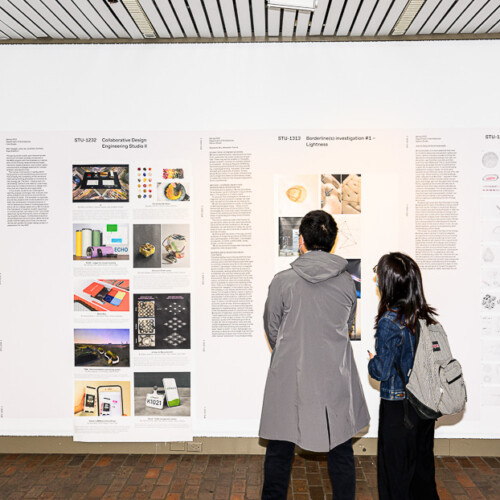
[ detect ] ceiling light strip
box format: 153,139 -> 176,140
392,0 -> 425,34
136,0 -> 171,37
88,0 -> 130,37
377,0 -> 408,34
121,0 -> 156,37
0,0 -> 46,37
0,6 -> 36,37
68,0 -> 116,38
23,0 -> 76,38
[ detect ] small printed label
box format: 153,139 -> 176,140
432,341 -> 441,352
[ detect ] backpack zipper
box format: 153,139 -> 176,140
437,387 -> 444,410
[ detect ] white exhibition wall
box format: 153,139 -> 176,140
1,41 -> 500,442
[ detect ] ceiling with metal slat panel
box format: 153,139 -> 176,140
0,0 -> 499,42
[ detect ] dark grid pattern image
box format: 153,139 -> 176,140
0,453 -> 499,499
134,294 -> 190,351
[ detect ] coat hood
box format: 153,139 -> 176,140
291,251 -> 348,283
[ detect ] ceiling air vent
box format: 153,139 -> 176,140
267,0 -> 318,11
392,0 -> 426,35
121,0 -> 157,38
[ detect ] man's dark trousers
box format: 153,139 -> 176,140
262,438 -> 355,500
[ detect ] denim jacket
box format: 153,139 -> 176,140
368,311 -> 416,400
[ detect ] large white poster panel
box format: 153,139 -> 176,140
1,42 -> 500,442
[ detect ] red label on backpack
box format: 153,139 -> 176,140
432,341 -> 440,352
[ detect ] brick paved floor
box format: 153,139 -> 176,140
0,453 -> 499,499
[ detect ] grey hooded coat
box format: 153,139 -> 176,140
259,251 -> 370,452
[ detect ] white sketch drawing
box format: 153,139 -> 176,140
334,216 -> 361,258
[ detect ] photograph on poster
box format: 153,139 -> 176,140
482,292 -> 500,312
134,372 -> 191,416
74,380 -> 131,417
321,174 -> 361,215
350,301 -> 361,341
279,217 -> 301,256
73,165 -> 129,202
277,174 -> 319,216
482,363 -> 500,384
133,224 -> 162,268
163,168 -> 184,179
136,167 -> 153,199
73,223 -> 129,261
156,182 -> 190,203
161,224 -> 190,267
134,294 -> 190,350
346,259 -> 361,298
133,224 -> 190,268
74,279 -> 129,312
74,329 -> 130,367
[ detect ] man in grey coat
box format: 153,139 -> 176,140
259,210 -> 370,500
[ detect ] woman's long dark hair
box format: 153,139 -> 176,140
375,252 -> 437,332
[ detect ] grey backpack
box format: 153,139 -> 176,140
397,319 -> 467,423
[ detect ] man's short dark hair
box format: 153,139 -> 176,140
299,210 -> 338,253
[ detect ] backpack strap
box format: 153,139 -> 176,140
393,320 -> 421,430
394,363 -> 414,430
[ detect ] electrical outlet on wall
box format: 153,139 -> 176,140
170,442 -> 186,451
187,442 -> 202,452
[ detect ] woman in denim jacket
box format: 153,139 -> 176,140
368,252 -> 439,500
